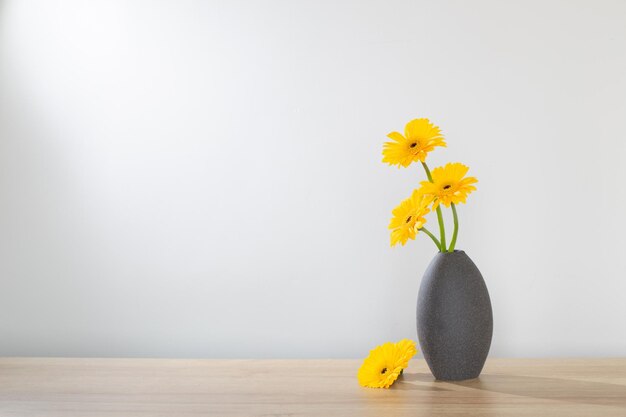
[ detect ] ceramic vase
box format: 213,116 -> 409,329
416,250 -> 493,381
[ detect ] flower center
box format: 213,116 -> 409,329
409,142 -> 417,148
381,367 -> 387,374
405,215 -> 412,224
443,185 -> 452,190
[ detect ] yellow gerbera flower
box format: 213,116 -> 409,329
382,118 -> 446,167
358,339 -> 418,388
388,190 -> 431,247
419,162 -> 478,209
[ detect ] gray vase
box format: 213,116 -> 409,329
416,250 -> 493,381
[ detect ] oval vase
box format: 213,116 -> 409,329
416,250 -> 493,381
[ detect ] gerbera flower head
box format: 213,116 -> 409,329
419,162 -> 478,209
382,118 -> 446,167
358,339 -> 418,388
388,190 -> 431,247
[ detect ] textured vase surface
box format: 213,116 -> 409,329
416,250 -> 493,381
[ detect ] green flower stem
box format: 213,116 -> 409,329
421,162 -> 446,252
419,227 -> 441,251
448,203 -> 459,252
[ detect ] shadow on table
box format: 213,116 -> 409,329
398,372 -> 626,408
392,373 -> 452,392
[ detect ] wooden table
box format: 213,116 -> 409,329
1,358 -> 626,416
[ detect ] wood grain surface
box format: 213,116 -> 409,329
1,358 -> 626,416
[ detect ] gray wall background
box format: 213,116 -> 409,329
1,0 -> 625,358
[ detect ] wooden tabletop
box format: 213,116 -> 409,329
1,358 -> 626,416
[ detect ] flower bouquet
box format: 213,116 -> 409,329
358,118 -> 493,386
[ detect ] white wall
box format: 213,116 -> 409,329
1,0 -> 625,358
